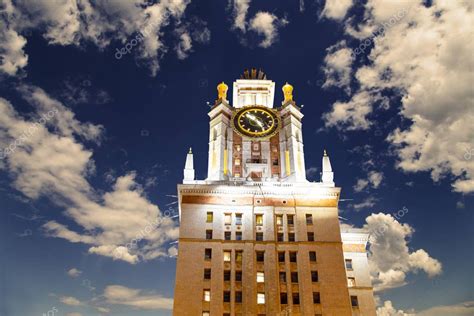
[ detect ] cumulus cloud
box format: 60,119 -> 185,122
0,86 -> 178,264
229,1 -> 287,48
365,213 -> 442,291
354,171 -> 384,192
60,296 -> 83,306
104,285 -> 173,310
0,0 -> 199,76
322,1 -> 474,193
321,0 -> 353,21
67,268 -> 82,278
377,300 -> 414,316
231,0 -> 251,31
249,12 -> 288,48
352,196 -> 377,210
322,40 -> 354,93
416,301 -> 474,316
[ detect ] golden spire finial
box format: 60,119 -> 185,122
189,147 -> 192,154
324,149 -> 327,156
282,82 -> 293,102
217,82 -> 228,100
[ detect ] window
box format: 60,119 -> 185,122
235,270 -> 242,282
345,259 -> 353,270
235,213 -> 242,225
224,250 -> 231,262
253,143 -> 259,150
289,252 -> 297,262
311,271 -> 319,282
202,312 -> 210,316
288,233 -> 295,242
351,296 -> 359,307
276,215 -> 283,225
206,230 -> 213,240
236,231 -> 242,240
348,277 -> 356,287
280,292 -> 288,304
235,173 -> 241,177
313,292 -> 321,304
278,252 -> 285,262
307,232 -> 314,241
203,290 -> 210,302
257,271 -> 265,283
206,212 -> 213,223
225,231 -> 231,240
309,251 -> 317,262
291,272 -> 298,283
224,213 -> 232,225
235,291 -> 242,303
223,291 -> 231,302
255,214 -> 263,226
236,250 -> 243,262
224,270 -> 231,281
277,233 -> 284,242
256,232 -> 263,241
272,158 -> 279,166
292,293 -> 300,305
256,251 -> 264,262
235,158 -> 241,166
279,272 -> 286,283
205,248 -> 212,260
306,214 -> 313,224
287,215 -> 294,225
204,269 -> 211,280
257,293 -> 265,304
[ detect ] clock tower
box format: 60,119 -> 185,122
207,69 -> 308,183
173,69 -> 376,316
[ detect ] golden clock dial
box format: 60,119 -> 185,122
232,106 -> 281,139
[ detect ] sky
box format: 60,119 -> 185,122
0,0 -> 472,315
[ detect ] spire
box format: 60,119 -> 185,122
322,149 -> 334,184
183,148 -> 195,183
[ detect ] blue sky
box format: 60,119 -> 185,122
0,0 -> 472,315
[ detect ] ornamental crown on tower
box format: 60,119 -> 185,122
216,68 -> 294,103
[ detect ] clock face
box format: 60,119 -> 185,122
232,106 -> 281,138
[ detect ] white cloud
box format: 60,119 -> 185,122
60,296 -> 83,306
67,268 -> 82,278
352,196 -> 377,210
322,40 -> 354,92
0,86 -> 178,264
0,0 -> 197,76
377,300 -> 414,316
321,0 -> 353,21
416,301 -> 474,316
104,285 -> 173,310
0,28 -> 28,76
249,12 -> 288,48
353,169 -> 383,192
231,0 -> 251,31
364,213 -> 442,291
322,1 -> 474,193
323,91 -> 386,131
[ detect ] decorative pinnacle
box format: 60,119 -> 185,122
324,149 -> 327,156
188,147 -> 192,154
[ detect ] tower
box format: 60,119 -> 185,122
173,69 -> 376,315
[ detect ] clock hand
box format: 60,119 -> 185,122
245,113 -> 264,128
